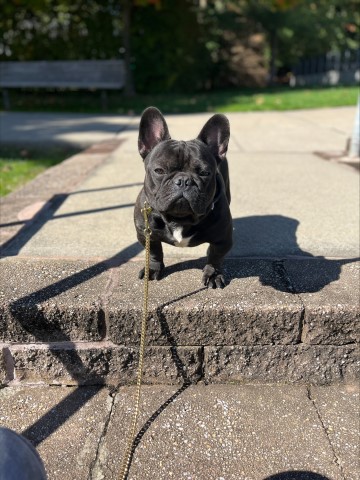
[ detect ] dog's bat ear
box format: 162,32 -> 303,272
138,107 -> 171,159
197,114 -> 230,162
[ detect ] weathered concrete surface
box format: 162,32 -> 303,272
1,258 -> 358,347
286,259 -> 360,345
0,258 -> 108,343
0,386 -> 111,480
310,385 -> 360,480
2,343 -> 357,387
0,384 -> 357,480
7,344 -> 203,385
107,259 -> 303,346
204,345 -> 358,385
1,256 -> 359,386
93,384 -> 355,480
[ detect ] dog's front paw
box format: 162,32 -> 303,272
202,265 -> 226,289
138,261 -> 165,281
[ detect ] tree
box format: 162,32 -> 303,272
131,0 -> 212,93
0,0 -> 123,61
243,0 -> 300,84
224,0 -> 360,84
123,0 -> 135,96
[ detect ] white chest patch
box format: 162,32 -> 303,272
172,227 -> 192,247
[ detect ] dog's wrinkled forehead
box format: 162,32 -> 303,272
148,138 -> 215,168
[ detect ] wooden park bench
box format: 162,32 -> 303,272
0,60 -> 125,110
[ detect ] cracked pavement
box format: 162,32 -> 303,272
0,384 -> 359,479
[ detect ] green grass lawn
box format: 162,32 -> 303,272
3,85 -> 358,115
0,147 -> 77,196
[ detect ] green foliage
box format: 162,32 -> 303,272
0,0 -> 359,91
0,0 -> 122,60
242,0 -> 360,66
131,0 -> 212,92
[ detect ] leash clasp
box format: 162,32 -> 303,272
141,201 -> 152,236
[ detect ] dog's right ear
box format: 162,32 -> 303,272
138,107 -> 171,159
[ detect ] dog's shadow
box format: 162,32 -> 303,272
163,215 -> 359,294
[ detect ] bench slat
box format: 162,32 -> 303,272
0,60 -> 125,89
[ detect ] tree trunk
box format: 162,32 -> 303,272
269,30 -> 278,86
123,0 -> 136,97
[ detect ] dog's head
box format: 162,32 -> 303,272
138,107 -> 230,224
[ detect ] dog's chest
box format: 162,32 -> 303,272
171,227 -> 192,247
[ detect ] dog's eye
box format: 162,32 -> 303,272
198,170 -> 210,177
154,168 -> 165,175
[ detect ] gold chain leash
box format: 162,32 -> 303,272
118,201 -> 152,480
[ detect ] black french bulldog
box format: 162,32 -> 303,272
134,107 -> 232,288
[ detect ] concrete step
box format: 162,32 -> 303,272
1,257 -> 358,386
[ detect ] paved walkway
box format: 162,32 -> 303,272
0,111 -> 137,148
1,107 -> 359,259
0,384 -> 358,480
0,107 -> 359,480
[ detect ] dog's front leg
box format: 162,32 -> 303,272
203,239 -> 232,288
137,234 -> 165,280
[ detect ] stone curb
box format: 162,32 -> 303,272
1,257 -> 359,386
1,343 -> 358,387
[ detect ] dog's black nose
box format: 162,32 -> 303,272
174,175 -> 193,188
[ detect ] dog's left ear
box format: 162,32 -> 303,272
138,107 -> 171,159
197,114 -> 230,162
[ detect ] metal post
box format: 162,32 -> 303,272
349,94 -> 360,158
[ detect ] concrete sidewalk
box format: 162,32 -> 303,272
0,107 -> 359,479
1,107 -> 359,259
0,111 -> 138,148
0,384 -> 358,480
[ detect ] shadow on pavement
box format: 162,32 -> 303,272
3,200 -> 358,295
0,183 -> 141,255
0,113 -> 138,148
18,288 -> 206,480
22,387 -> 102,447
12,244 -> 141,447
233,215 -> 313,257
264,472 -> 332,480
234,215 -> 359,293
164,215 -> 359,294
